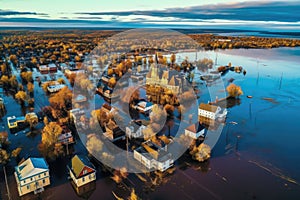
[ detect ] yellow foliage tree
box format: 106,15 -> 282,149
226,83 -> 243,98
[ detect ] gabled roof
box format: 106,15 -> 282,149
137,100 -> 153,108
15,157 -> 49,181
186,122 -> 206,133
69,155 -> 95,179
199,103 -> 219,112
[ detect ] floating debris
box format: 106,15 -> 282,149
229,121 -> 238,125
215,172 -> 228,182
261,97 -> 279,104
247,95 -> 253,98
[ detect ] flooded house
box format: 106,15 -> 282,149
185,122 -> 206,139
198,103 -> 222,120
14,157 -> 50,196
134,139 -> 174,172
126,124 -> 147,139
67,155 -> 96,194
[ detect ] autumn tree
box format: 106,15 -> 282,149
1,75 -> 9,89
86,134 -> 103,156
27,82 -> 34,95
49,86 -> 72,112
25,113 -> 38,130
57,77 -> 65,84
108,77 -> 116,88
226,83 -> 243,98
15,91 -> 27,105
9,75 -> 18,90
0,149 -> 10,165
0,131 -> 9,147
9,54 -> 18,66
170,53 -> 176,64
39,122 -> 63,159
196,58 -> 213,72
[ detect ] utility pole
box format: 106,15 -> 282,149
3,166 -> 11,200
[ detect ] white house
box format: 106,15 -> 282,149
47,84 -> 66,93
134,140 -> 174,172
185,122 -> 206,139
67,155 -> 96,188
7,116 -> 25,129
14,157 -> 50,196
198,103 -> 221,120
126,125 -> 146,138
70,108 -> 85,122
58,126 -> 74,145
134,100 -> 153,113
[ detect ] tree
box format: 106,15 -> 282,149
87,133 -> 103,151
41,122 -> 62,147
11,147 -> 22,158
57,77 -> 65,84
49,87 -> 72,112
9,54 -> 18,66
9,75 -> 18,90
25,113 -> 38,130
108,77 -> 116,88
43,116 -> 49,125
27,82 -> 34,94
1,75 -> 9,89
0,149 -> 10,165
40,122 -> 63,159
15,91 -> 27,105
190,143 -> 211,162
0,131 -> 8,146
196,58 -> 213,72
170,53 -> 176,64
226,83 -> 243,98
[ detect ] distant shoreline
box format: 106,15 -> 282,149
0,27 -> 299,38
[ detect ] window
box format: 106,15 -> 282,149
38,174 -> 41,178
83,169 -> 88,175
30,178 -> 33,181
27,185 -> 30,190
82,177 -> 85,182
43,179 -> 46,184
44,172 -> 47,176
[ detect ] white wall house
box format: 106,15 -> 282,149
185,122 -> 206,139
68,155 -> 96,188
133,140 -> 174,172
126,125 -> 146,138
135,101 -> 153,112
198,103 -> 221,120
47,84 -> 66,93
14,157 -> 50,196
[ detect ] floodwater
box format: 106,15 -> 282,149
1,47 -> 300,199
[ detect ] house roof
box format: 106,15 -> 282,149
186,122 -> 206,133
199,103 -> 219,112
137,101 -> 153,108
15,157 -> 49,181
69,155 -> 95,178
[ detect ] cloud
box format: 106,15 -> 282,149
74,1 -> 300,22
0,9 -> 47,16
0,1 -> 299,31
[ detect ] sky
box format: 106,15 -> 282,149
0,0 -> 300,31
